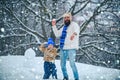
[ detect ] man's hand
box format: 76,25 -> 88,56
70,32 -> 77,40
52,19 -> 56,26
70,34 -> 75,40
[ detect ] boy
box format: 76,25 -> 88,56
39,38 -> 58,79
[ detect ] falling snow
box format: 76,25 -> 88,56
0,34 -> 4,38
1,28 -> 5,32
116,60 -> 119,64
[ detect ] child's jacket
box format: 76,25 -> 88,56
39,44 -> 57,62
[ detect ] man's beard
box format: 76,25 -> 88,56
64,20 -> 71,26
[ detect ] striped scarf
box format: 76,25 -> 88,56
60,25 -> 68,49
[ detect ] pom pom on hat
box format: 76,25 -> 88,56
47,38 -> 54,46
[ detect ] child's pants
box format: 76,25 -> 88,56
43,61 -> 57,79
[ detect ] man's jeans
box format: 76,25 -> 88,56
60,49 -> 79,79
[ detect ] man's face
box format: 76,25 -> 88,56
64,16 -> 71,26
64,16 -> 70,23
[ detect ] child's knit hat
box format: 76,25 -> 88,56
47,38 -> 54,46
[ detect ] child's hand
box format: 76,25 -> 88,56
41,42 -> 47,47
43,42 -> 47,44
39,43 -> 46,52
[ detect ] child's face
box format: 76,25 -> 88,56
48,44 -> 53,49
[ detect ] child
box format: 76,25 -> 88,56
39,38 -> 58,79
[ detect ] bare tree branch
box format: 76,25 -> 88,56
79,48 -> 109,67
80,0 -> 109,34
22,1 -> 51,23
72,0 -> 90,15
92,44 -> 120,55
4,7 -> 47,42
0,34 -> 27,39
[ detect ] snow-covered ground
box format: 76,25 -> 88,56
0,56 -> 120,80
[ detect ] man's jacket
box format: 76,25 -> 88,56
52,21 -> 80,50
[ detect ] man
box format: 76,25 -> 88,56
52,13 -> 80,80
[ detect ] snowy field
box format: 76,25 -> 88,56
0,56 -> 120,80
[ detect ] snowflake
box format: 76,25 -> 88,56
108,16 -> 112,19
56,7 -> 58,10
20,40 -> 22,42
35,75 -> 39,79
118,76 -> 120,78
42,16 -> 45,19
20,75 -> 24,79
1,28 -> 5,32
103,61 -> 106,64
86,76 -> 90,79
5,44 -> 8,47
33,47 -> 35,49
35,12 -> 38,15
31,68 -> 36,72
111,42 -> 114,44
32,3 -> 36,7
97,4 -> 100,6
35,48 -> 38,50
100,76 -> 104,79
101,11 -> 104,14
107,60 -> 110,63
21,11 -> 24,14
101,48 -> 103,50
116,60 -> 119,64
54,3 -> 57,6
0,34 -> 4,38
50,4 -> 52,7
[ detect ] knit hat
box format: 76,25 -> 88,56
47,38 -> 54,46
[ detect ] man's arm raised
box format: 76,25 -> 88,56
52,19 -> 62,37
